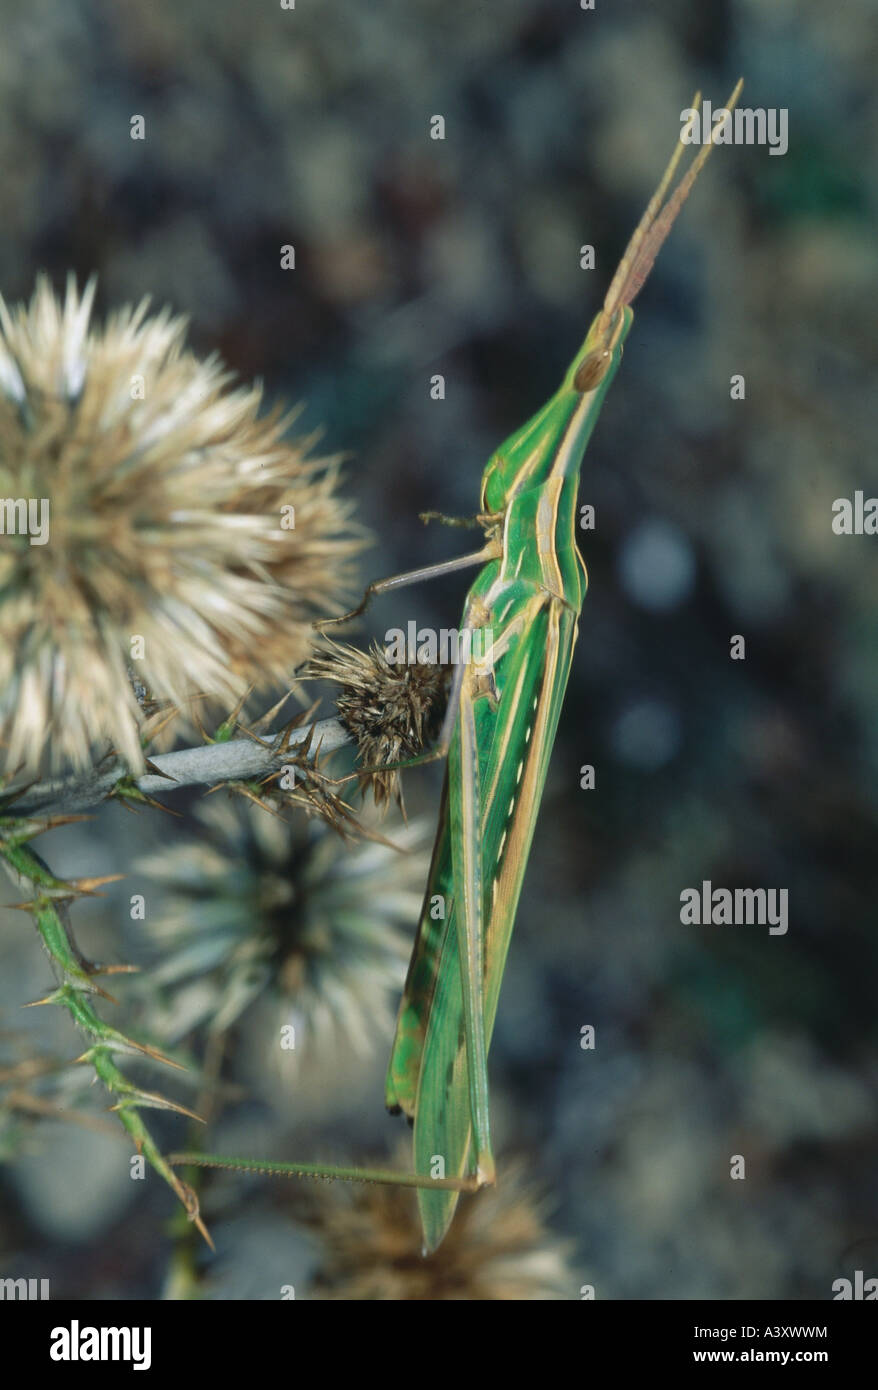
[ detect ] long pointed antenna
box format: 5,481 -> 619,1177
603,77 -> 743,318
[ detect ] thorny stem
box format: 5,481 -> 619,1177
12,716 -> 351,819
1,710 -> 354,1249
0,834 -> 213,1246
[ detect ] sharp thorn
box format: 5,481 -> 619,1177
142,758 -> 177,783
71,873 -> 125,895
110,1093 -> 204,1123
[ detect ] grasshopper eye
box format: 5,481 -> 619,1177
573,348 -> 611,393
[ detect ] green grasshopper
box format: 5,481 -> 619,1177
174,82 -> 742,1252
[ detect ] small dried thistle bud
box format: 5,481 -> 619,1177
0,275 -> 365,775
302,639 -> 451,811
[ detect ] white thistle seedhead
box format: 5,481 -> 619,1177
139,798 -> 428,1073
0,275 -> 364,774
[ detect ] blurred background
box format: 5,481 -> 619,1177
1,0 -> 877,1299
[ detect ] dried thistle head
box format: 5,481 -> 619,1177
0,275 -> 365,775
303,639 -> 451,811
139,797 -> 427,1072
305,1157 -> 574,1300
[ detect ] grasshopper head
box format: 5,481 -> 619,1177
481,79 -> 742,512
572,78 -> 743,395
572,306 -> 630,393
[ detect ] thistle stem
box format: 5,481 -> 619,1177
12,716 -> 350,819
0,837 -> 213,1245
